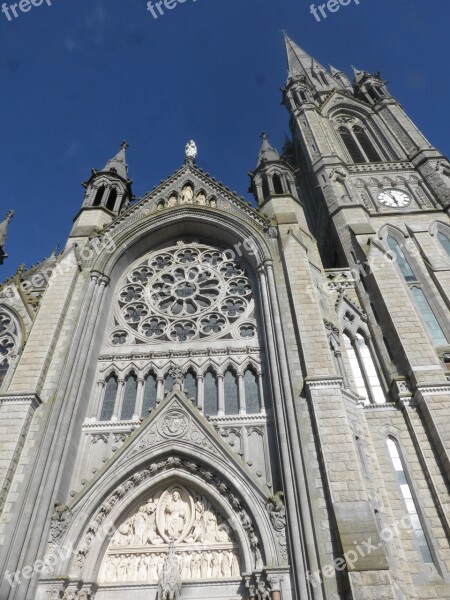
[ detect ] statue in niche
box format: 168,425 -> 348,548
104,555 -> 119,582
127,555 -> 137,581
201,552 -> 210,578
181,552 -> 191,580
117,555 -> 128,580
164,491 -> 188,540
221,551 -> 232,577
196,191 -> 207,205
137,555 -> 148,581
158,543 -> 182,600
148,553 -> 159,580
168,195 -> 177,208
211,552 -> 221,578
190,552 -> 201,578
180,185 -> 194,204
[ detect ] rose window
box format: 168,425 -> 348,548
109,243 -> 258,345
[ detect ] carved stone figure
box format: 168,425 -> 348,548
164,491 -> 188,540
180,185 -> 194,204
185,140 -> 197,160
158,543 -> 182,600
100,484 -> 241,583
266,491 -> 286,531
257,580 -> 271,600
195,192 -> 206,205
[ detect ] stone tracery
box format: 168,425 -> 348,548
109,242 -> 256,345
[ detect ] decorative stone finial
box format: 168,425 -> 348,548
185,140 -> 197,161
0,210 -> 14,266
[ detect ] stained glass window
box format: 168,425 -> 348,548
244,369 -> 260,414
100,375 -> 118,421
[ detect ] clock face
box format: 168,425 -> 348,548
377,188 -> 411,208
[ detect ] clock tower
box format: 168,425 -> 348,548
282,34 -> 450,376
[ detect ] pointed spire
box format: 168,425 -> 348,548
102,141 -> 129,180
257,132 -> 280,166
352,66 -> 366,84
0,210 -> 14,265
284,33 -> 318,79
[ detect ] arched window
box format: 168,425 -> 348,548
121,373 -> 137,420
437,231 -> 450,258
164,374 -> 174,394
184,371 -> 197,403
343,333 -> 385,404
410,287 -> 447,346
93,185 -> 105,207
387,235 -> 448,345
338,125 -> 383,164
100,374 -> 118,421
387,236 -> 415,282
272,174 -> 284,195
204,371 -> 218,416
224,370 -> 239,415
386,437 -> 433,563
353,126 -> 381,162
262,177 -> 270,200
142,373 -> 157,416
339,126 -> 365,164
106,188 -> 118,211
0,359 -> 9,389
244,368 -> 261,414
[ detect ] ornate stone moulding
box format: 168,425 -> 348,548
0,392 -> 42,409
348,163 -> 414,174
98,346 -> 264,362
51,456 -> 274,579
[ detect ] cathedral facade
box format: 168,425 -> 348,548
1,35 -> 450,600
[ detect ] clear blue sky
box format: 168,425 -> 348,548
1,0 -> 449,279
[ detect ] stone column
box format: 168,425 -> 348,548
113,379 -> 125,421
237,372 -> 246,415
134,377 -> 145,419
156,377 -> 164,404
257,264 -> 310,599
197,375 -> 204,412
93,381 -> 105,419
257,371 -> 265,414
217,374 -> 224,416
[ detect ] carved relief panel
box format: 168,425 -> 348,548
99,484 -> 241,584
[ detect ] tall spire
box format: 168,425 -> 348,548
0,210 -> 14,266
102,141 -> 129,180
283,34 -> 337,94
284,34 -> 327,79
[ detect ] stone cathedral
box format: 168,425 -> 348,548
1,34 -> 450,600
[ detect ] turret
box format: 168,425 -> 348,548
249,133 -> 299,208
70,143 -> 133,240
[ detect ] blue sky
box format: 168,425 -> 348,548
1,0 -> 449,279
